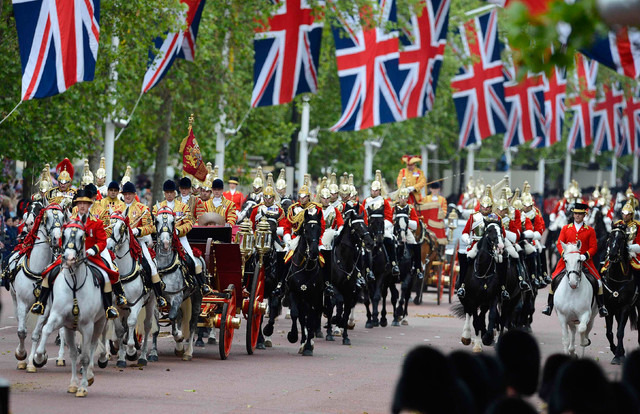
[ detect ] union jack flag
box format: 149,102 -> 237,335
252,0 -> 324,108
503,67 -> 545,148
397,0 -> 450,119
540,66 -> 567,148
582,27 -> 640,80
141,0 -> 205,94
566,55 -> 598,150
331,0 -> 406,132
620,86 -> 640,156
12,0 -> 101,100
592,83 -> 625,154
451,10 -> 508,148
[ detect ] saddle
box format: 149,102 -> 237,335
552,268 -> 598,295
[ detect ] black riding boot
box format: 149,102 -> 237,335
542,292 -> 554,316
596,293 -> 609,317
112,280 -> 128,307
456,253 -> 468,298
30,285 -> 51,315
384,238 -> 400,276
500,266 -> 510,301
412,244 -> 423,279
196,270 -> 212,295
103,292 -> 119,320
516,259 -> 531,292
152,281 -> 167,308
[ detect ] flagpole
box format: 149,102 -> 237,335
537,158 -> 545,194
633,155 -> 639,185
104,35 -> 120,183
563,148 -> 572,190
611,152 -> 617,186
298,95 -> 311,190
466,142 -> 479,186
215,17 -> 231,178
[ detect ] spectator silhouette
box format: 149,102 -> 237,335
496,329 -> 540,396
610,381 -> 640,414
485,396 -> 537,414
448,351 -> 493,413
539,353 -> 571,403
622,349 -> 640,397
548,359 -> 612,414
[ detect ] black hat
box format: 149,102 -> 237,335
573,202 -> 588,213
429,181 -> 441,189
84,183 -> 98,199
548,359 -> 611,414
163,180 -> 176,192
73,189 -> 93,205
179,177 -> 192,189
108,181 -> 119,190
122,182 -> 136,194
228,176 -> 239,185
496,329 -> 540,396
539,354 -> 571,403
212,179 -> 224,190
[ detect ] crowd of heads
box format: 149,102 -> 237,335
393,329 -> 640,414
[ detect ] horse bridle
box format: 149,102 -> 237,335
156,209 -> 175,254
109,213 -> 131,259
473,224 -> 502,279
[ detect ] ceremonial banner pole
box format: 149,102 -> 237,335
298,95 -> 311,190
466,143 -> 478,186
563,149 -> 571,190
611,152 -> 617,185
104,35 -> 120,183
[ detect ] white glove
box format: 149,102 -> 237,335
408,220 -> 418,231
87,248 -> 96,257
630,251 -> 637,260
407,186 -> 415,192
523,230 -> 535,239
283,233 -> 292,245
533,231 -> 542,241
505,230 -> 517,243
579,254 -> 587,262
461,233 -> 470,245
629,244 -> 640,253
132,228 -> 140,237
276,227 -> 284,237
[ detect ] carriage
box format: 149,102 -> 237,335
185,219 -> 271,360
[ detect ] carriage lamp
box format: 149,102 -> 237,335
237,221 -> 255,276
255,217 -> 272,264
447,210 -> 459,243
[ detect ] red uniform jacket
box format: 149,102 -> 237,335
552,222 -> 599,279
342,201 -> 368,225
249,203 -> 287,231
223,190 -> 244,212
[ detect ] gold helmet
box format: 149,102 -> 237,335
371,170 -> 383,191
592,185 -> 600,200
96,157 -> 106,180
521,192 -> 534,208
601,181 -> 611,200
329,173 -> 339,195
511,188 -> 523,210
495,187 -> 509,211
276,168 -> 287,191
626,184 -> 635,199
202,177 -> 213,191
81,159 -> 94,186
39,164 -> 53,193
253,166 -> 264,190
480,185 -> 493,208
398,177 -> 410,199
299,174 -> 311,197
339,172 -> 350,198
316,176 -> 328,201
56,158 -> 74,184
192,178 -> 202,190
349,174 -> 358,198
264,173 -> 276,197
121,165 -> 132,186
465,177 -> 475,195
622,199 -> 636,215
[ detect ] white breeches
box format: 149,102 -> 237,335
504,238 -> 519,259
321,228 -> 337,250
179,235 -> 196,263
99,249 -> 114,283
139,240 -> 158,276
384,220 -> 394,239
398,229 -> 417,244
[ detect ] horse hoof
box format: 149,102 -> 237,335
263,324 -> 274,337
612,356 -> 622,365
68,385 -> 78,394
413,297 -> 421,305
391,320 -> 400,327
88,377 -> 94,387
256,342 -> 266,350
379,319 -> 387,328
342,338 -> 351,346
116,360 -> 127,368
287,332 -> 298,344
347,323 -> 355,330
315,330 -> 324,339
75,388 -> 88,398
182,354 -> 192,361
365,321 -> 374,329
56,359 -> 66,367
17,361 -> 27,370
98,359 -> 108,369
138,358 -> 147,367
461,337 -> 471,346
15,350 -> 26,361
148,355 -> 159,362
109,340 -> 119,356
207,337 -> 217,345
195,339 -> 205,348
326,334 -> 335,342
174,349 -> 185,357
482,336 -> 494,347
302,349 -> 313,356
472,346 -> 483,353
373,319 -> 380,327
126,352 -> 138,362
33,353 -> 47,368
26,365 -> 36,373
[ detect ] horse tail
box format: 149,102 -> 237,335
451,302 -> 466,319
630,303 -> 638,331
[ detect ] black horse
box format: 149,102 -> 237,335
324,209 -> 374,344
364,214 -> 400,328
590,206 -> 610,271
602,224 -> 638,365
453,221 -> 504,351
393,214 -> 423,324
285,206 -> 324,356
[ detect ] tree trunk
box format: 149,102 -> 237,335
22,160 -> 34,203
152,85 -> 173,204
88,125 -> 103,173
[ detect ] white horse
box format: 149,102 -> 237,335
554,241 -> 597,356
106,213 -> 156,367
8,204 -> 66,372
33,220 -> 107,397
154,207 -> 201,361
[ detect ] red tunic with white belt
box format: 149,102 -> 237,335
552,222 -> 599,279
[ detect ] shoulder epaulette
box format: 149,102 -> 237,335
568,223 -> 574,228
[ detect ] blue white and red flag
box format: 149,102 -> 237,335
566,55 -> 598,150
539,66 -> 567,148
582,27 -> 640,80
503,67 -> 545,149
592,83 -> 625,154
620,86 -> 640,156
12,0 -> 101,100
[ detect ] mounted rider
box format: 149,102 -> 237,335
32,164 -> 53,203
95,157 -> 107,197
365,170 -> 400,277
456,185 -> 510,300
328,173 -> 342,211
318,177 -> 344,251
394,177 -> 423,280
604,199 -> 640,288
275,168 -> 293,215
100,181 -> 126,214
203,178 -> 238,225
178,177 -> 205,224
521,185 -> 551,285
396,155 -> 426,205
237,166 -> 265,223
46,158 -> 77,209
250,173 -> 286,237
283,174 -> 326,255
153,180 -> 212,295
542,202 -> 608,317
121,182 -> 167,308
31,189 -> 121,319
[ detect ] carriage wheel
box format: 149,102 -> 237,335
218,287 -> 236,360
246,264 -> 265,355
448,248 -> 459,304
436,260 -> 442,306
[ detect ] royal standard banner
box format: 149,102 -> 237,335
179,121 -> 208,181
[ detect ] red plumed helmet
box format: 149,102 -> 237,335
56,158 -> 74,183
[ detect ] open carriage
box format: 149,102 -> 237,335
186,219 -> 272,360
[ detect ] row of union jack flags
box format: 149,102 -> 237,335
452,10 -> 640,156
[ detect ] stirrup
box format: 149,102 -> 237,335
392,264 -> 400,276
519,281 -> 531,292
156,296 -> 167,308
599,306 -> 609,317
456,287 -> 465,298
541,306 -> 552,316
30,302 -> 45,315
201,284 -> 213,295
116,295 -> 128,307
501,290 -> 510,300
106,306 -> 119,320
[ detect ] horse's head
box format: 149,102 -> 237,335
44,204 -> 64,248
345,209 -> 374,251
368,213 -> 385,244
155,207 -> 175,252
560,241 -> 583,289
607,224 -> 628,264
480,219 -> 504,259
107,212 -> 130,252
61,220 -> 86,266
302,205 -> 322,261
24,200 -> 43,231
